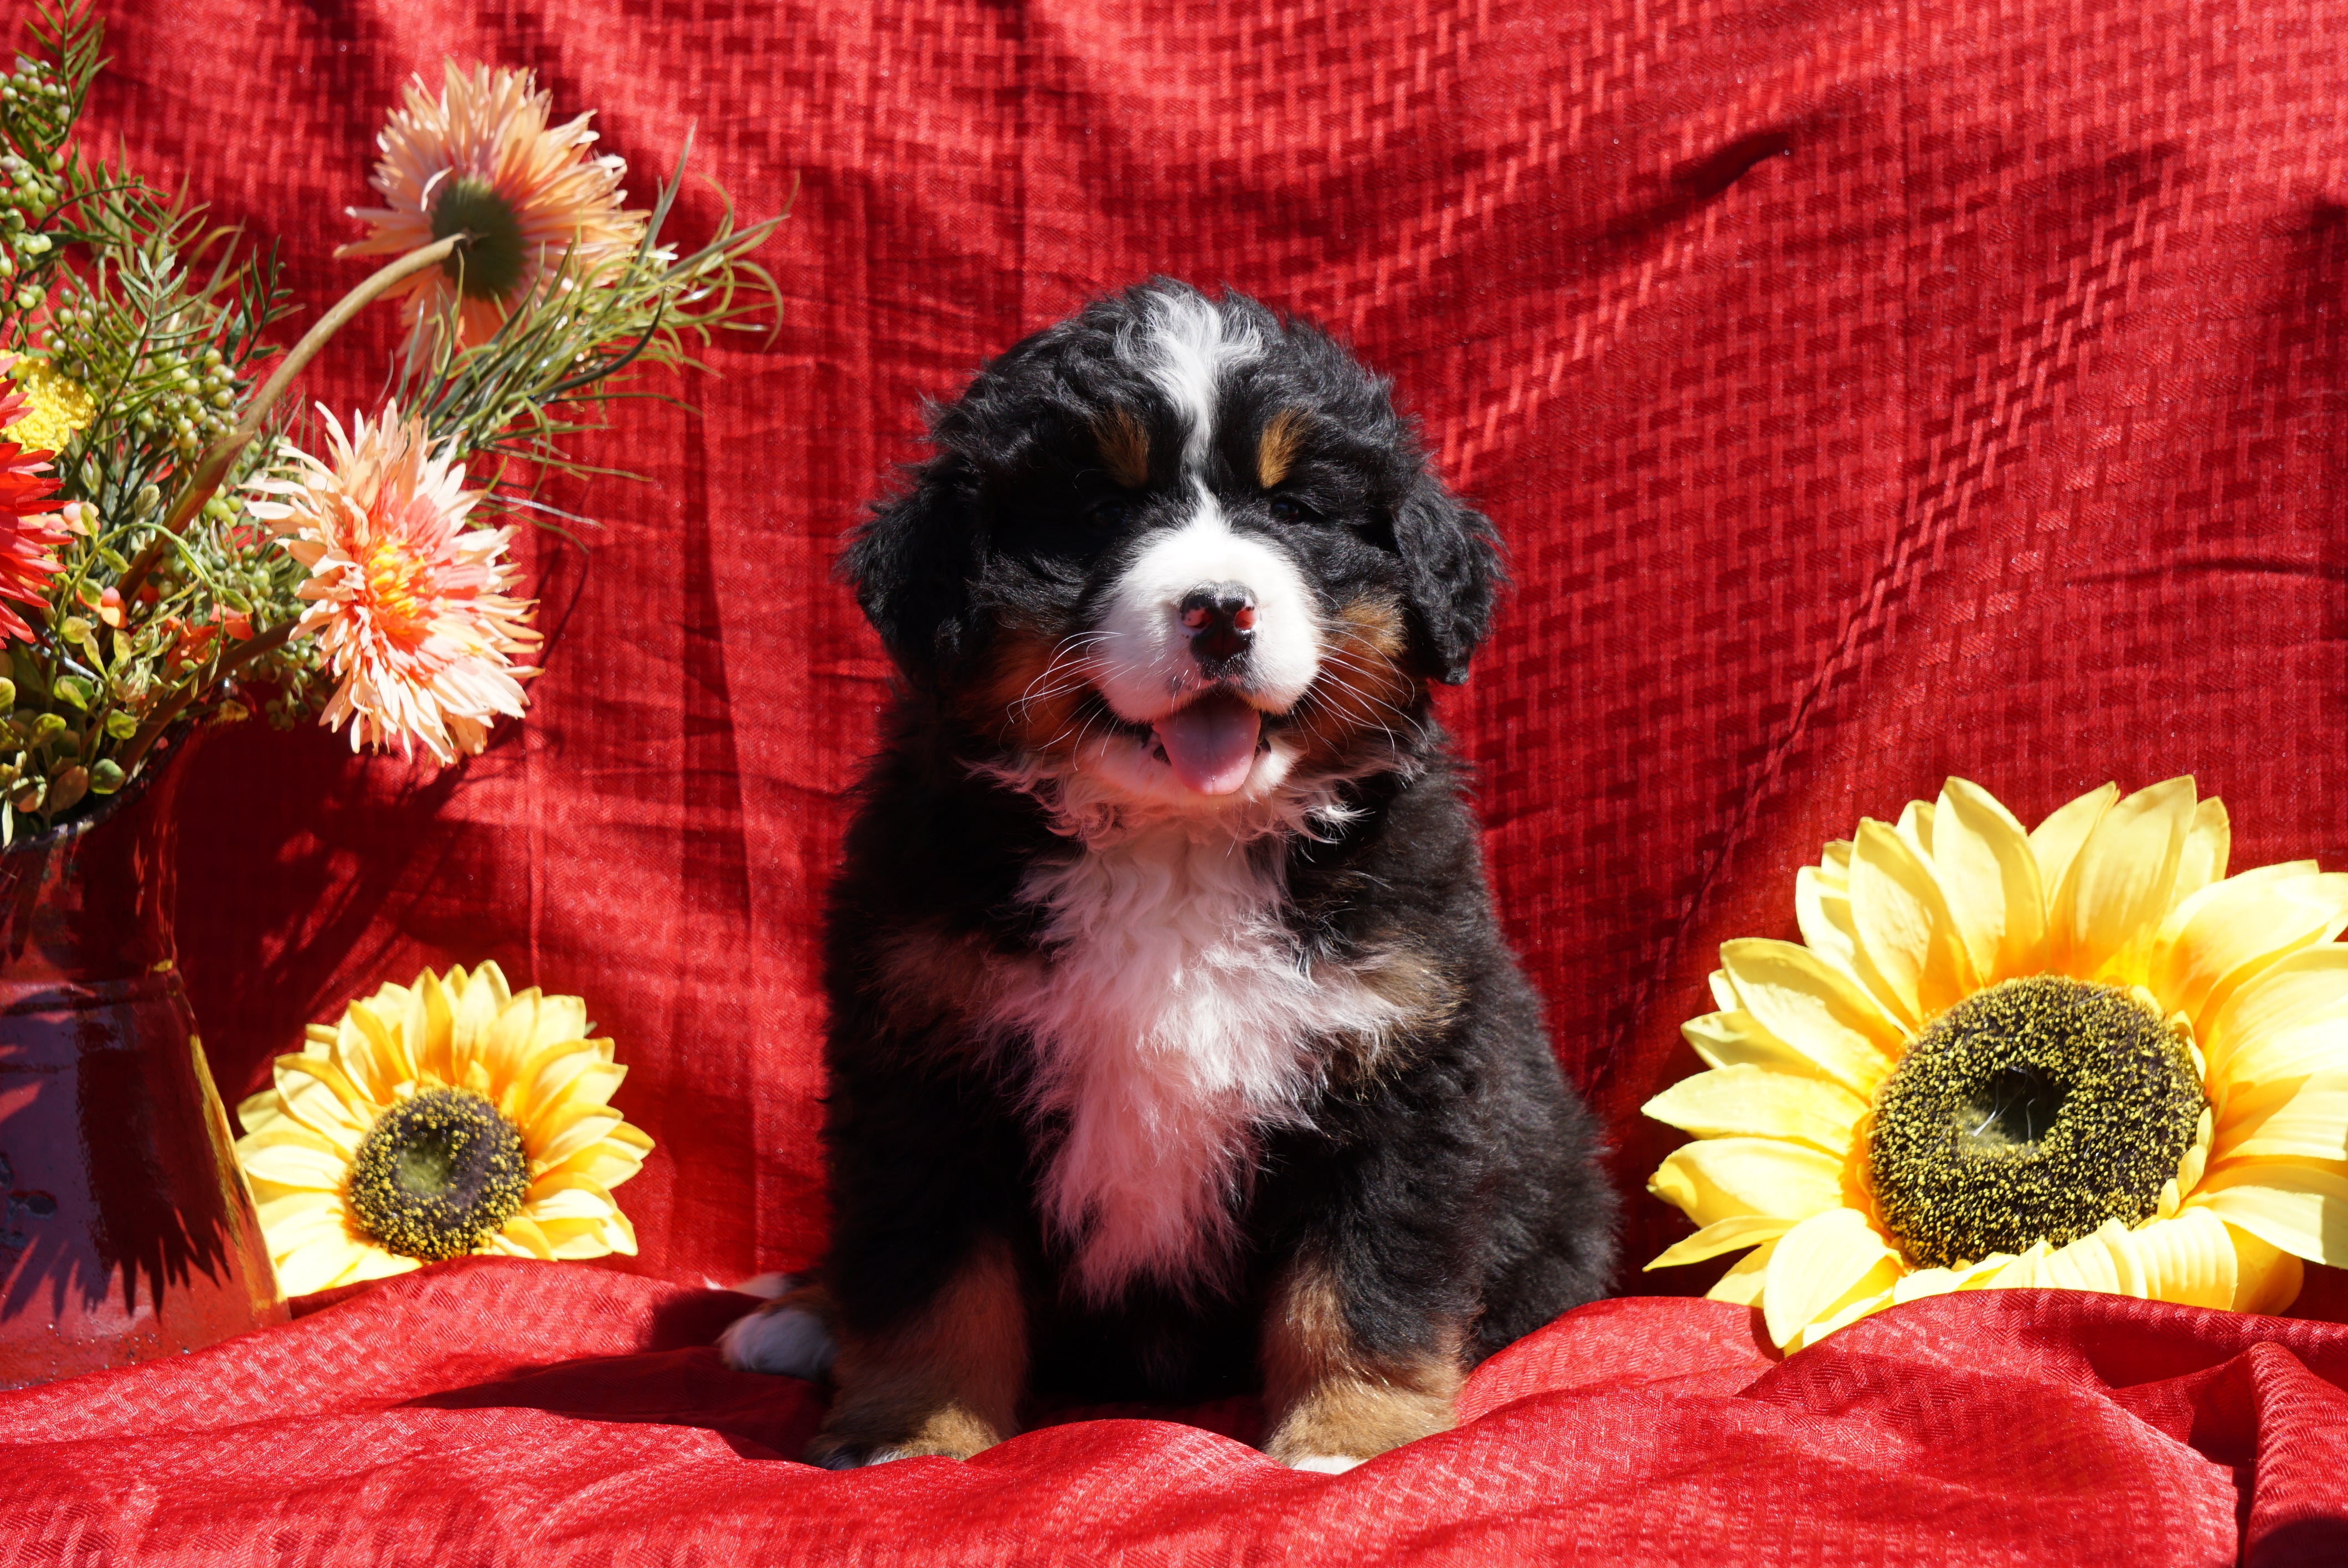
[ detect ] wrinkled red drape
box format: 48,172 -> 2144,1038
6,0 -> 2348,1559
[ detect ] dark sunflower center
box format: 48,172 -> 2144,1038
1868,976 -> 2205,1270
429,176 -> 528,301
346,1087 -> 529,1262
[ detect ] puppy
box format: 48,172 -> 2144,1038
722,281 -> 1616,1471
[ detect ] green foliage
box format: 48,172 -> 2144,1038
0,0 -> 780,843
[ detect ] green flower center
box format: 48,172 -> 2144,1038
429,176 -> 528,301
346,1087 -> 529,1262
1867,976 -> 2206,1270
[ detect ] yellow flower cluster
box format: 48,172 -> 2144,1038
2,356 -> 91,453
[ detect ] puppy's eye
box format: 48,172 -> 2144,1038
1089,497 -> 1134,528
1266,496 -> 1314,524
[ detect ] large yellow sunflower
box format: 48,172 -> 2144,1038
234,962 -> 651,1296
1645,777 -> 2348,1351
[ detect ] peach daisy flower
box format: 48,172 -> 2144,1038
341,62 -> 646,353
0,371 -> 66,644
246,406 -> 539,764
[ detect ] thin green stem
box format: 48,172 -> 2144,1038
116,233 -> 466,600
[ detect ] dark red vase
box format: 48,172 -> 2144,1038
0,742 -> 284,1389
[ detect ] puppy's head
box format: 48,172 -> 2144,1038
845,280 -> 1500,814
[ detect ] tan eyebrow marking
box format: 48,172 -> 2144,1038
1094,407 -> 1150,489
1257,408 -> 1306,489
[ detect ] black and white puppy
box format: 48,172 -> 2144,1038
720,280 -> 1616,1471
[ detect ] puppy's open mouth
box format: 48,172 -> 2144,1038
1148,690 -> 1263,796
1067,688 -> 1284,797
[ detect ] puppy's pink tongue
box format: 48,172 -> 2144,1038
1153,692 -> 1262,795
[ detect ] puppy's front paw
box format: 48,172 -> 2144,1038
719,1297 -> 838,1380
1285,1453 -> 1368,1474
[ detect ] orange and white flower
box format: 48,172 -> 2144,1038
341,62 -> 645,354
246,406 -> 538,764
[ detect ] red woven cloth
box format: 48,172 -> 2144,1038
7,0 -> 2348,1557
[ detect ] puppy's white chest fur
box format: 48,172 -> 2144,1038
986,824 -> 1400,1300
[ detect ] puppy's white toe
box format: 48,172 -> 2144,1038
718,1304 -> 837,1380
1288,1454 -> 1367,1474
729,1272 -> 798,1301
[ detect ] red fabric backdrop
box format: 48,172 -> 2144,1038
7,0 -> 2348,1559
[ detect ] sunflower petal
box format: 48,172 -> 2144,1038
1706,1240 -> 1777,1306
2118,1209 -> 2238,1308
492,1212 -> 557,1259
1649,1137 -> 1849,1227
1681,1010 -> 1814,1074
2208,947 -> 2348,1081
1718,938 -> 1905,1094
273,1233 -> 384,1297
333,1003 -> 411,1105
2175,798 -> 2232,904
530,1105 -> 625,1168
1762,1208 -> 1902,1349
451,964 -> 504,1065
538,1122 -> 651,1189
1795,866 -> 1862,979
1785,1285 -> 1899,1353
1892,1253 -> 2016,1304
272,1054 -> 375,1141
2151,869 -> 2348,1036
1708,970 -> 1740,1013
1933,778 -> 2047,983
415,968 -> 459,1084
235,1128 -> 352,1190
524,1059 -> 627,1136
343,1246 -> 424,1285
2028,782 -> 2118,901
1850,818 -> 1973,1022
485,989 -> 544,1081
237,1088 -> 289,1138
1645,1214 -> 1798,1271
2048,776 -> 2196,983
2190,1161 -> 2348,1265
533,1216 -> 625,1261
523,1172 -> 618,1221
597,1209 -> 639,1256
2216,1069 -> 2348,1163
2225,1221 -> 2305,1315
1643,1064 -> 1866,1151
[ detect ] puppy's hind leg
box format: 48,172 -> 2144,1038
807,1235 -> 1028,1469
1260,1251 -> 1464,1473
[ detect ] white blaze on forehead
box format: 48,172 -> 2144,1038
1143,290 -> 1261,474
1094,483 -> 1320,722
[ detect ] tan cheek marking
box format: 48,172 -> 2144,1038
1095,407 -> 1150,489
1261,1253 -> 1463,1466
1257,408 -> 1306,489
1288,594 -> 1422,775
960,627 -> 1091,757
809,1236 -> 1028,1465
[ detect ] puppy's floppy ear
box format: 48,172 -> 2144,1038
1393,474 -> 1503,685
840,456 -> 983,686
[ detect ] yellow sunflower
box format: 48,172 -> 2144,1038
1645,776 -> 2348,1352
233,962 -> 652,1296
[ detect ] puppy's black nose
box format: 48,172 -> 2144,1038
1179,582 -> 1256,666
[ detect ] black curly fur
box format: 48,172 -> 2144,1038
818,280 -> 1616,1414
